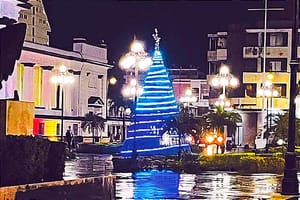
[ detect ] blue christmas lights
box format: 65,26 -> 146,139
121,49 -> 190,157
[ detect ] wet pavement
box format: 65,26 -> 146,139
64,153 -> 299,199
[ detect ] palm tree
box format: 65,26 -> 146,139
205,106 -> 242,141
81,112 -> 105,143
271,112 -> 300,145
175,106 -> 208,144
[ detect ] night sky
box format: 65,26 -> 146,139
42,0 -> 292,102
43,1 -> 278,69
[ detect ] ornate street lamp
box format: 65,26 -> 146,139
119,106 -> 131,142
282,0 -> 299,194
180,88 -> 197,114
210,64 -> 238,108
51,65 -> 74,141
119,40 -> 152,158
258,82 -> 278,152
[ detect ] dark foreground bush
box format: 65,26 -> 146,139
0,136 -> 65,186
198,153 -> 284,173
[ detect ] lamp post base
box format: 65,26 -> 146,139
281,152 -> 299,195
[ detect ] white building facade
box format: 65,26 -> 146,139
0,39 -> 112,140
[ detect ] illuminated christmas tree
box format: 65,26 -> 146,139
121,29 -> 190,157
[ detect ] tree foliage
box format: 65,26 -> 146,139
81,112 -> 105,143
175,106 -> 242,143
205,106 -> 242,137
271,112 -> 300,145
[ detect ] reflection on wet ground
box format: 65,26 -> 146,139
64,154 -> 293,199
64,153 -> 113,180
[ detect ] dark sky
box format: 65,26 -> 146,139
42,0 -> 292,74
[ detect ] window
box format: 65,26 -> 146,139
273,84 -> 286,97
33,65 -> 43,106
24,14 -> 27,19
244,83 -> 256,97
43,20 -> 46,24
32,7 -> 35,15
20,13 -> 23,18
209,62 -> 217,75
268,32 -> 288,47
192,88 -> 199,101
88,75 -> 97,88
39,19 -> 42,23
32,27 -> 35,36
209,37 -> 217,51
266,58 -> 287,72
32,17 -> 35,26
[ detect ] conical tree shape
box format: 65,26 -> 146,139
121,49 -> 189,157
127,50 -> 179,138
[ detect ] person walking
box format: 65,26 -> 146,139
66,126 -> 73,150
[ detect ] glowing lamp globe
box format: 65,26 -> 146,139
219,65 -> 229,75
131,41 -> 144,53
119,55 -> 136,69
109,77 -> 117,85
59,65 -> 67,73
272,90 -> 279,97
230,77 -> 238,87
185,89 -> 192,96
211,77 -> 220,87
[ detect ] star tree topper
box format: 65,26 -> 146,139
152,28 -> 161,51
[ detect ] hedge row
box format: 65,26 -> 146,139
197,153 -> 285,173
0,135 -> 66,186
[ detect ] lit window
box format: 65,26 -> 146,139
270,33 -> 283,47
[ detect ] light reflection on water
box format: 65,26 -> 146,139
64,154 -> 285,199
114,171 -> 281,199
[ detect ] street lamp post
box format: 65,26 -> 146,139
119,106 -> 131,142
179,88 -> 197,116
258,83 -> 278,152
179,88 -> 197,160
282,0 -> 299,195
119,40 -> 152,158
51,65 -> 74,141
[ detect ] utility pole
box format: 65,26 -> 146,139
281,0 -> 299,195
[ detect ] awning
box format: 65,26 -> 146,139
88,96 -> 104,108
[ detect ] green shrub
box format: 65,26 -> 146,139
0,136 -> 65,186
198,153 -> 284,173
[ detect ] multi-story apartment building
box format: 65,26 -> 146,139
208,21 -> 300,147
18,0 -> 51,45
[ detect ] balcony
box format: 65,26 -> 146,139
243,46 -> 289,58
233,97 -> 289,110
243,72 -> 290,83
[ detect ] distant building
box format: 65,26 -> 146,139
0,39 -> 112,140
168,66 -> 209,117
207,20 -> 300,147
18,0 -> 51,45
